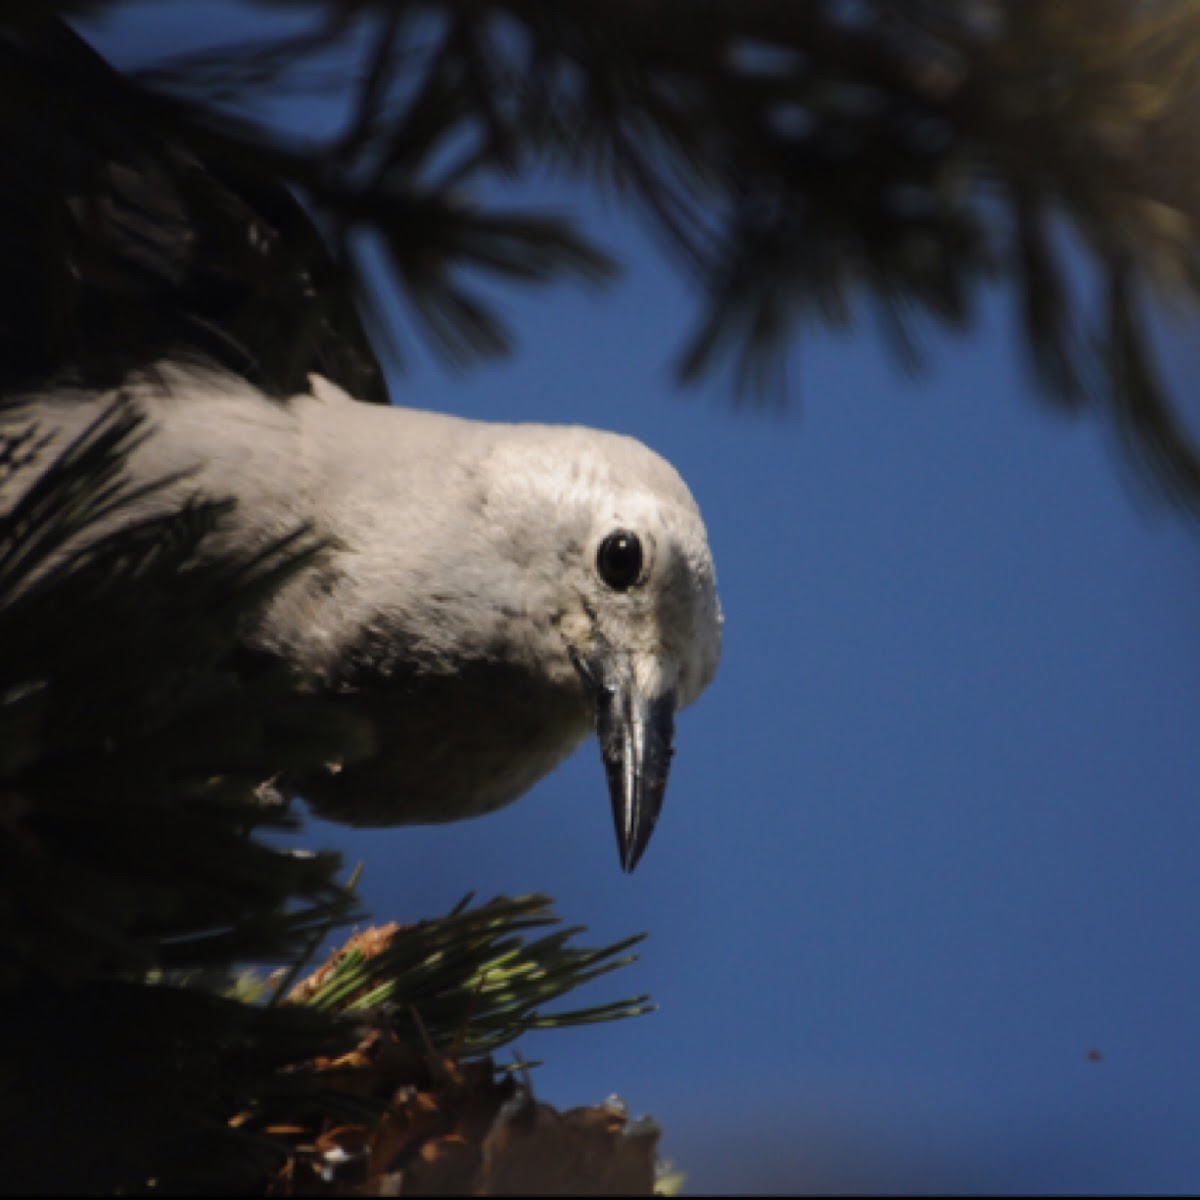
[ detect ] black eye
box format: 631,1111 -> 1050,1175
596,530 -> 643,591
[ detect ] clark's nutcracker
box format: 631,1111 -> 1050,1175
2,365 -> 722,871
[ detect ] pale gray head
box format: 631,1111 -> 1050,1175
478,425 -> 723,870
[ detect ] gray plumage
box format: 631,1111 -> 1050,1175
1,364 -> 723,870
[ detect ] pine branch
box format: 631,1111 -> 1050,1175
245,896 -> 658,1194
287,894 -> 653,1057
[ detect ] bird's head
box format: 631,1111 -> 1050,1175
483,427 -> 723,871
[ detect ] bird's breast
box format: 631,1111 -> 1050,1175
294,659 -> 593,827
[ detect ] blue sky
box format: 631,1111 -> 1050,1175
88,8 -> 1200,1192
332,216 -> 1200,1194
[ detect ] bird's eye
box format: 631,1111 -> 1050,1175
596,530 -> 644,591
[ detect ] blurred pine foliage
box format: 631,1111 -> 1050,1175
6,3 -> 1200,502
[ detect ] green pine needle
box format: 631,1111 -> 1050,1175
292,894 -> 653,1057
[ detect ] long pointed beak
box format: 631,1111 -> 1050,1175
571,645 -> 676,872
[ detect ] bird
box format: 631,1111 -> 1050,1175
1,363 -> 723,872
0,19 -> 722,871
